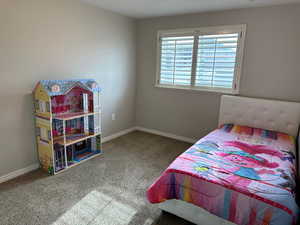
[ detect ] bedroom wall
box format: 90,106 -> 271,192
0,0 -> 136,177
136,4 -> 300,140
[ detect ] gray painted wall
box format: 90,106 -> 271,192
0,0 -> 136,176
136,4 -> 300,140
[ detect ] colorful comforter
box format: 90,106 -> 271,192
147,124 -> 299,225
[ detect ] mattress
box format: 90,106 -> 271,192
147,124 -> 299,225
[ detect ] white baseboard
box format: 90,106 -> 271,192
102,126 -> 197,144
135,126 -> 197,144
102,127 -> 136,143
0,163 -> 40,184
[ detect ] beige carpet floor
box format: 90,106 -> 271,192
0,131 -> 195,225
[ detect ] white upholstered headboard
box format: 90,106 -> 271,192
219,95 -> 300,137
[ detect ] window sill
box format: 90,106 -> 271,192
155,84 -> 239,95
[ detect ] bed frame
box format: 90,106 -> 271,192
159,95 -> 300,225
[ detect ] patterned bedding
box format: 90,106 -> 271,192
147,124 -> 299,225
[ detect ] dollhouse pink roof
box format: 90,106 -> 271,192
36,79 -> 101,96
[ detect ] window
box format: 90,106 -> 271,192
48,130 -> 52,140
39,100 -> 46,113
156,25 -> 246,94
46,102 -> 50,112
35,100 -> 40,112
40,127 -> 48,141
36,127 -> 41,136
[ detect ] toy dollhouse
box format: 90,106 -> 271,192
33,79 -> 102,175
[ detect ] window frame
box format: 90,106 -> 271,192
155,24 -> 246,94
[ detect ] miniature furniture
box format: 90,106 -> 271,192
33,79 -> 102,175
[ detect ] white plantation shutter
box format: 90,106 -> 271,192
196,33 -> 239,89
157,25 -> 246,93
159,36 -> 194,86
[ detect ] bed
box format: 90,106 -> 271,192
147,95 -> 300,225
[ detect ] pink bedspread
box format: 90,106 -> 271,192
147,124 -> 298,225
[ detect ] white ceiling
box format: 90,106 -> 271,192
81,0 -> 300,18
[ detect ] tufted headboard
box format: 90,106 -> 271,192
219,95 -> 300,137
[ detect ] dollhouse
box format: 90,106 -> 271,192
33,79 -> 102,175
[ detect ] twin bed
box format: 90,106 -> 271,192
147,95 -> 300,225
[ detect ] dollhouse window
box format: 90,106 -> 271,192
48,130 -> 51,140
46,102 -> 50,112
40,127 -> 48,141
39,101 -> 46,113
51,84 -> 60,93
36,127 -> 41,136
35,100 -> 40,111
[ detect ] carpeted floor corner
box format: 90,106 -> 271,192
0,131 -> 194,225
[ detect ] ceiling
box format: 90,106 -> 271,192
81,0 -> 300,18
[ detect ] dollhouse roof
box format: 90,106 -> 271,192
37,79 -> 101,96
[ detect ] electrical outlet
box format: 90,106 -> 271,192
112,113 -> 116,121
